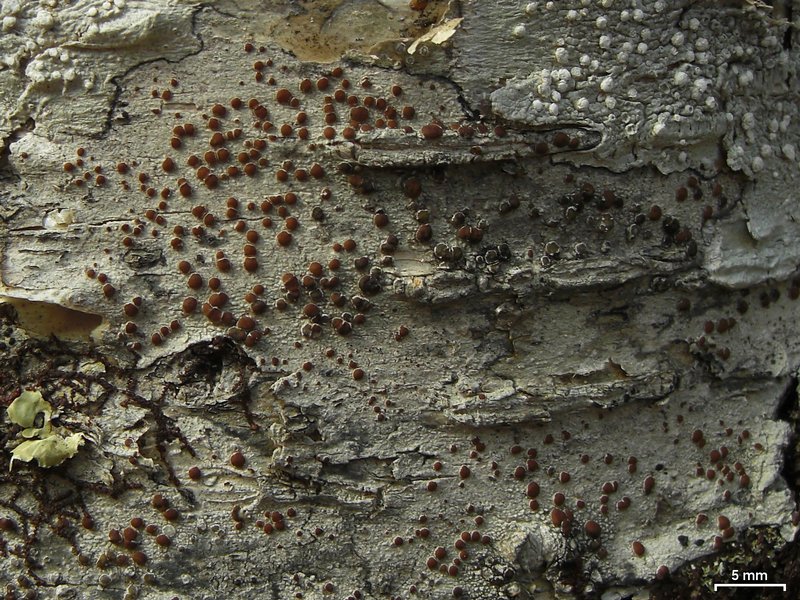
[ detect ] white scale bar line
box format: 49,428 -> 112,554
714,583 -> 786,590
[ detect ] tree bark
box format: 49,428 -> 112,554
1,1 -> 799,598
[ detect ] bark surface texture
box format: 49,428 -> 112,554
1,1 -> 800,599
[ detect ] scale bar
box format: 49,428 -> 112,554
714,583 -> 786,590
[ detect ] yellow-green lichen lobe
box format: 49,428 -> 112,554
5,390 -> 85,468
